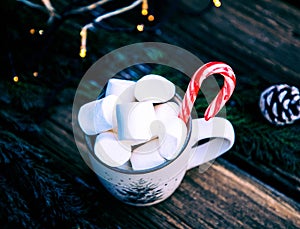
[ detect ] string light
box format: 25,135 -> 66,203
41,0 -> 55,13
68,0 -> 111,15
29,28 -> 35,35
20,0 -> 162,60
17,0 -> 217,80
13,76 -> 19,83
141,0 -> 148,15
141,9 -> 148,16
136,24 -> 144,32
213,0 -> 221,7
79,26 -> 89,58
80,47 -> 87,58
148,15 -> 154,22
79,0 -> 142,58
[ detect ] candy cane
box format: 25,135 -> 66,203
178,62 -> 236,123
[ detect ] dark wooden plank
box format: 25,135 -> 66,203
149,0 -> 300,201
157,0 -> 300,85
34,102 -> 300,228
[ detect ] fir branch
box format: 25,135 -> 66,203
227,98 -> 300,176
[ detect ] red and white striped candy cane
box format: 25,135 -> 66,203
178,62 -> 236,124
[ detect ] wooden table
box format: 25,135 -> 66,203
39,102 -> 300,228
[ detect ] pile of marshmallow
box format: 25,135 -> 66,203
78,75 -> 187,171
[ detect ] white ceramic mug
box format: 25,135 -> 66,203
84,95 -> 235,206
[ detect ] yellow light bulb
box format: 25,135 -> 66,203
141,9 -> 148,16
80,47 -> 86,58
137,24 -> 144,32
213,0 -> 221,7
148,15 -> 154,22
141,0 -> 148,15
13,76 -> 19,83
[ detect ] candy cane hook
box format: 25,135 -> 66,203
178,62 -> 236,123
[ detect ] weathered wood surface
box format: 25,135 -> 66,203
36,103 -> 300,228
158,0 -> 300,85
23,0 -> 300,227
154,0 -> 300,202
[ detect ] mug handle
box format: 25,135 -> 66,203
187,117 -> 235,170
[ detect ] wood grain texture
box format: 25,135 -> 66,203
33,1 -> 300,223
158,0 -> 300,85
35,100 -> 300,228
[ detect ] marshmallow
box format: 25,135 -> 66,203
105,78 -> 136,103
119,84 -> 136,103
131,139 -> 166,170
151,117 -> 187,160
94,131 -> 131,167
154,102 -> 180,120
78,95 -> 118,135
116,101 -> 156,141
134,74 -> 176,103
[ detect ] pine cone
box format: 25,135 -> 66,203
259,84 -> 300,125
